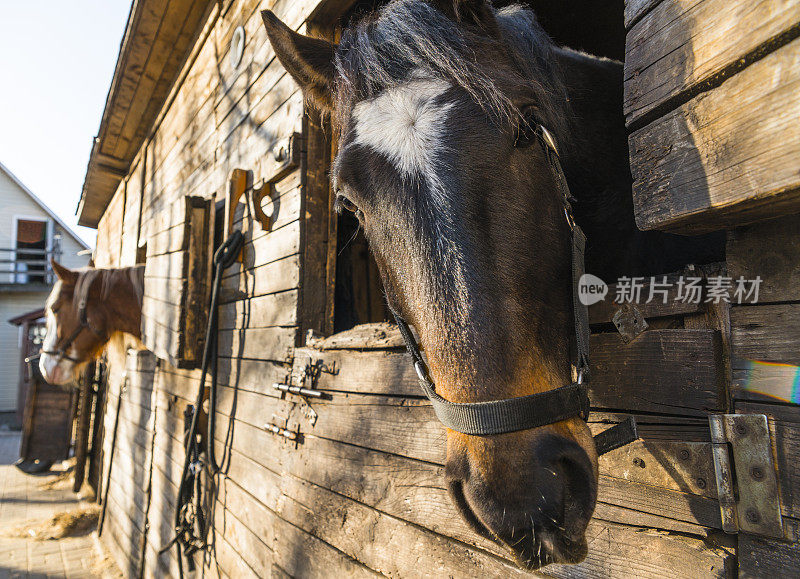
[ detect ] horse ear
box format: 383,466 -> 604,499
432,0 -> 499,33
261,10 -> 337,112
50,259 -> 78,285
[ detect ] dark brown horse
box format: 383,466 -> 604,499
263,0 -> 721,569
39,260 -> 144,386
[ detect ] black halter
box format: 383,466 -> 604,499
391,124 -> 636,454
42,271 -> 105,364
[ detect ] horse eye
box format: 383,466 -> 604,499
335,194 -> 358,214
514,107 -> 540,148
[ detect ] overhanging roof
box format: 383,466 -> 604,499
77,0 -> 215,228
9,308 -> 45,326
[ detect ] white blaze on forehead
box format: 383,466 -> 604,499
351,76 -> 471,322
42,280 -> 61,352
353,77 -> 453,187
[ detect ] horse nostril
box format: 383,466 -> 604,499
537,440 -> 596,534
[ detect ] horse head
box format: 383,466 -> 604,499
39,260 -> 144,386
264,0 -> 602,568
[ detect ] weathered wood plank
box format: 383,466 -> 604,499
147,222 -> 187,258
598,439 -> 716,499
300,108 -> 336,340
306,322 -> 406,350
220,254 -> 300,303
732,361 -> 800,405
218,288 -> 298,330
141,295 -> 183,334
738,517 -> 800,577
216,326 -> 296,362
235,219 -> 301,272
731,304 -> 800,366
546,517 -> 733,578
292,347 -> 419,396
301,326 -> 723,416
590,329 -> 723,416
218,451 -> 529,578
727,213 -> 800,304
588,270 -> 705,324
182,196 -> 213,367
629,38 -> 800,233
156,372 -> 725,531
624,0 -> 661,29
144,251 -> 186,281
143,277 -> 186,307
597,474 -> 722,530
140,312 -> 182,363
624,0 -> 800,124
157,403 -> 725,579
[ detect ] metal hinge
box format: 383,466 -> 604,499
708,414 -> 784,538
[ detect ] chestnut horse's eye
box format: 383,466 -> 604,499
335,194 -> 358,214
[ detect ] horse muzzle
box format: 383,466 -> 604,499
446,430 -> 597,570
38,353 -> 75,386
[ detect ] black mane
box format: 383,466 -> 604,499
334,2 -> 569,137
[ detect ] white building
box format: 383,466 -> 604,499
0,161 -> 89,414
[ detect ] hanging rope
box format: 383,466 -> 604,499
159,230 -> 244,577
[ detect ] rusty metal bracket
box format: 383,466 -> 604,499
709,414 -> 784,538
612,303 -> 648,343
250,133 -> 302,235
224,168 -> 251,262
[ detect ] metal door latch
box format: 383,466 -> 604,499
709,414 -> 784,538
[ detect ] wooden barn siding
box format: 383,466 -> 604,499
95,0 -> 322,575
625,0 -> 800,233
138,0 -> 307,365
624,2 -> 800,566
148,354 -> 733,579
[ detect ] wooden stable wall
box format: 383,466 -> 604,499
625,0 -> 800,574
727,214 -> 800,574
85,0 -> 799,577
89,0 -> 333,576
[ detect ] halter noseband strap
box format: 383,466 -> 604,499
391,124 -> 636,453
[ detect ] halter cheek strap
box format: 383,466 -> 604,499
42,271 -> 106,363
391,124 -> 637,455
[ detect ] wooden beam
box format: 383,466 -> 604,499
629,38 -> 800,233
625,0 -> 800,125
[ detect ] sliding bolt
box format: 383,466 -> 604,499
264,423 -> 297,441
273,382 -> 325,399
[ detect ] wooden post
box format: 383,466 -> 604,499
87,361 -> 107,497
72,362 -> 95,492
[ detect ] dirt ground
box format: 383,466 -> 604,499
0,432 -> 122,578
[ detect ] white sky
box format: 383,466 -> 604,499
0,1 -> 132,246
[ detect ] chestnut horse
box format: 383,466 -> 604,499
263,0 -> 722,569
39,260 -> 144,386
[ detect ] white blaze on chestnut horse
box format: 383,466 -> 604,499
39,260 -> 144,386
262,0 -> 722,568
